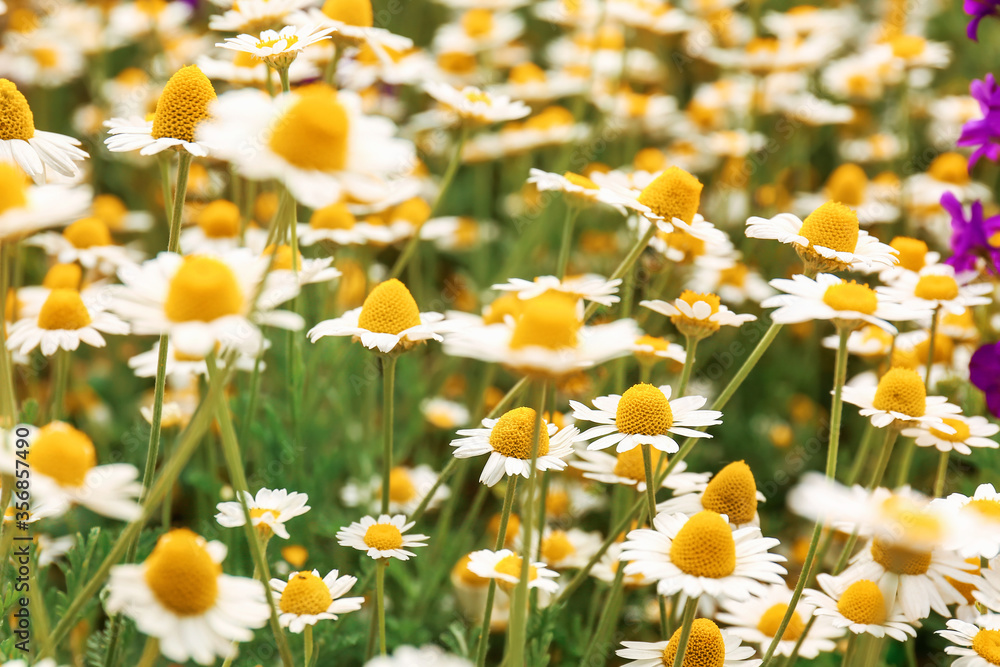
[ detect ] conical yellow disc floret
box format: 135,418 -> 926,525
27,422 -> 96,487
700,460 -> 758,525
669,510 -> 737,578
0,79 -> 35,140
871,538 -> 931,575
637,166 -> 703,224
37,289 -> 91,330
671,291 -> 722,338
837,579 -> 887,625
615,383 -> 673,436
973,629 -> 1000,665
799,201 -> 859,253
890,237 -> 928,273
508,292 -> 581,350
311,202 -> 356,230
757,603 -> 804,641
322,0 -> 373,26
279,571 -> 333,615
541,531 -> 575,563
363,523 -> 403,550
42,263 -> 82,290
822,280 -> 878,315
144,529 -> 222,616
151,65 -> 216,143
613,446 -> 664,481
489,407 -> 550,459
661,618 -> 726,667
164,256 -> 244,323
357,279 -> 422,335
495,553 -> 537,592
196,200 -> 241,239
872,367 -> 926,417
929,417 -> 969,442
914,274 -> 959,301
270,85 -> 349,172
63,217 -> 112,249
825,164 -> 868,207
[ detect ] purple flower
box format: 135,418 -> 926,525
940,192 -> 1000,273
958,74 -> 1000,167
965,0 -> 1000,40
971,342 -> 1000,417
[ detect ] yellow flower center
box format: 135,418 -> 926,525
135,0 -> 167,15
27,422 -> 96,487
927,152 -> 969,184
151,65 -> 216,143
613,446 -> 665,481
615,383 -> 673,436
890,237 -> 928,273
719,263 -> 748,287
968,499 -> 1000,522
249,507 -> 280,536
757,603 -> 805,641
453,553 -> 491,587
269,85 -> 349,172
700,460 -> 758,525
871,538 -> 931,575
282,544 -> 309,568
278,571 -> 333,615
255,191 -> 280,223
878,495 -> 943,545
257,34 -> 299,50
671,291 -> 722,336
381,466 -> 417,503
92,194 -> 128,230
635,335 -> 669,354
7,9 -> 39,33
508,292 -> 581,350
825,163 -> 868,207
930,417 -> 971,442
889,35 -> 926,59
946,557 -> 982,604
483,294 -> 523,325
799,201 -> 859,253
437,51 -> 477,75
488,512 -> 520,546
541,531 -> 576,564
634,147 -> 667,173
462,8 -> 494,37
872,367 -> 926,417
973,629 -> 1000,665
913,274 -> 960,301
196,200 -> 241,238
915,333 -> 954,364
144,529 -> 222,616
0,79 -> 35,141
822,280 -> 878,315
392,198 -> 432,227
564,171 -> 599,190
545,489 -> 570,517
164,256 -> 244,323
637,166 -> 703,224
0,163 -> 29,218
321,0 -> 373,26
310,202 -> 356,230
489,407 -> 550,459
363,523 -> 404,551
357,279 -> 422,335
669,511 -> 736,578
661,618 -> 726,667
32,47 -> 58,69
494,553 -> 538,592
509,62 -> 546,84
837,579 -> 887,625
63,217 -> 112,249
263,244 -> 300,271
42,263 -> 83,290
37,289 -> 92,330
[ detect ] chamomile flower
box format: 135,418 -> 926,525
933,485 -> 1000,558
450,407 -> 577,487
217,24 -> 335,69
571,383 -> 721,455
340,465 -> 451,515
197,50 -> 321,85
466,549 -> 560,594
6,287 -> 129,357
901,414 -> 999,455
641,292 -> 757,339
878,264 -> 992,316
424,82 -> 531,126
519,527 -> 602,570
111,249 -> 303,357
105,66 -> 216,157
308,279 -> 450,354
106,529 -> 270,665
656,461 -> 765,529
746,201 -> 898,273
571,447 -> 708,493
421,398 -> 470,429
128,340 -> 260,379
526,168 -> 655,216
617,619 -> 762,667
621,510 -> 787,601
270,569 -> 364,633
293,0 -> 413,50
842,366 -> 961,430
631,335 -> 687,367
718,583 -> 841,659
0,164 -> 90,241
938,619 -> 1000,667
215,488 -> 311,540
364,644 -> 473,667
687,262 -> 775,306
0,78 -> 88,182
492,274 -> 621,308
208,0 -> 315,33
805,577 -> 916,641
337,514 -> 429,560
794,163 -> 900,227
27,217 -> 136,270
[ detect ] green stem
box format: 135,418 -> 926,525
642,443 -> 666,636
487,377 -> 528,419
584,221 -> 658,321
278,65 -> 291,93
579,564 -> 626,666
868,428 -> 900,490
713,321 -> 782,409
676,336 -> 698,396
136,636 -> 160,667
933,450 -> 950,497
48,347 -> 70,422
555,204 -> 580,279
376,560 -> 388,655
0,242 -> 16,426
475,477 -> 518,667
304,625 -> 314,667
895,306 -> 942,485
158,154 -> 173,226
381,355 -> 397,514
670,597 -> 699,667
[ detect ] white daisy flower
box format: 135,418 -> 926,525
621,510 -> 787,601
616,618 -> 762,667
217,24 -> 335,69
26,217 -> 137,271
526,168 -> 656,216
762,273 -> 929,333
105,66 -> 216,158
450,407 -> 577,487
571,383 -> 722,455
876,35 -> 951,71
257,245 -> 342,287
641,293 -> 756,340
6,287 -> 129,357
718,583 -> 842,659
0,78 -> 87,182
340,464 -> 451,515
421,398 -> 470,429
793,163 -> 900,227
431,9 -> 524,53
466,548 -> 559,594
974,566 -> 1000,615
128,340 -> 260,380
0,163 -> 90,241
215,488 -> 311,540
208,0 -> 314,33
298,201 -> 413,247
526,527 -> 602,570
308,279 -> 451,354
841,366 -> 961,430
424,82 -> 531,126
106,529 -> 270,665
489,64 -> 588,103
591,542 -> 657,588
364,644 -> 473,667
270,569 -> 364,633
932,485 -> 1000,559
745,201 -> 898,273
878,264 -> 992,316
901,414 -> 998,456
200,85 -> 414,209
197,50 -> 321,85
820,324 -> 895,359
0,422 -> 141,521
805,577 -> 916,641
492,274 -> 621,308
656,461 -> 765,529
336,513 -> 429,560
938,619 -> 1000,667
687,261 -> 775,306
291,0 -> 413,51
571,447 -> 708,494
631,334 -> 687,367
